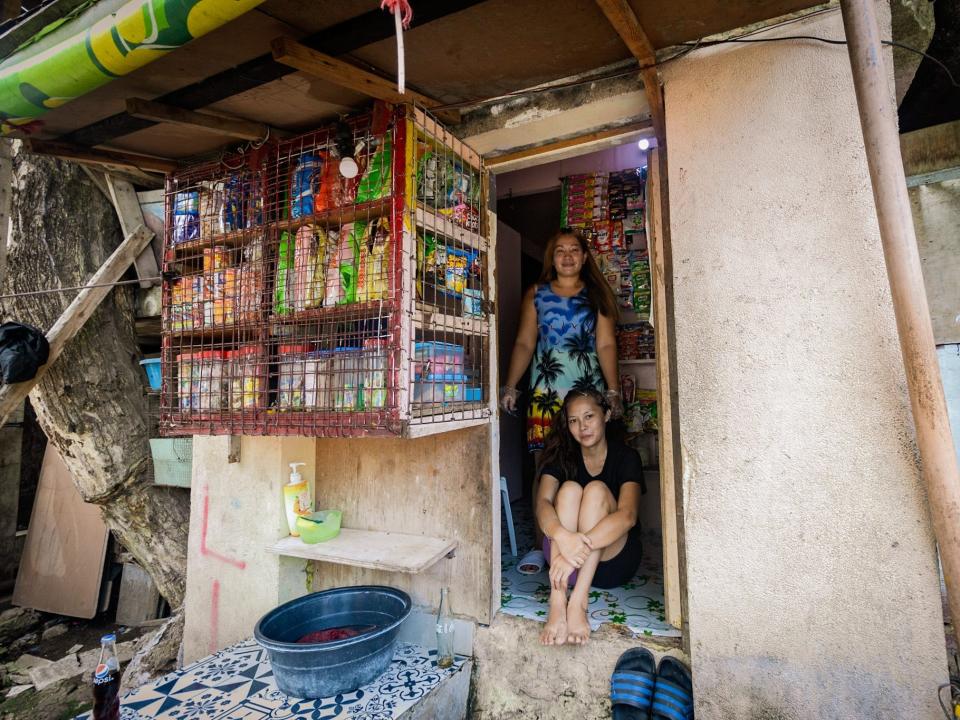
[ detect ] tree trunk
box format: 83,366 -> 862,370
1,141 -> 188,608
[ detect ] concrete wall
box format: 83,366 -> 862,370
183,436 -> 313,663
911,179 -> 960,344
662,7 -> 946,718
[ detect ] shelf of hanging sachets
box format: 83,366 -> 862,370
160,103 -> 493,439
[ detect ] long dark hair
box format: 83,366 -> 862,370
538,229 -> 619,321
539,388 -> 610,482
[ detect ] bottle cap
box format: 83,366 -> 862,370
101,633 -> 116,643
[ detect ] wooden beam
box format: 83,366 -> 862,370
595,0 -> 656,66
62,0 -> 486,148
485,120 -> 653,168
900,119 -> 960,179
106,174 -> 161,288
271,37 -> 460,124
125,98 -> 281,142
26,140 -> 177,174
0,224 -> 154,428
594,0 -> 664,143
647,146 -> 681,630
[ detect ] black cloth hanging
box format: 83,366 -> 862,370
0,322 -> 50,384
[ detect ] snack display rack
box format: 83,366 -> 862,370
159,104 -> 493,437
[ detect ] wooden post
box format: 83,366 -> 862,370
105,174 -> 160,288
840,0 -> 960,645
647,147 -> 682,629
0,225 -> 154,428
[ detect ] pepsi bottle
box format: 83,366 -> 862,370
92,633 -> 120,720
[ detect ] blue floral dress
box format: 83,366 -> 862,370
527,284 -> 604,451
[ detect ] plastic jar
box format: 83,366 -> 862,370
278,344 -> 311,409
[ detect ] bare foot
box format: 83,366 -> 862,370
540,593 -> 568,646
566,596 -> 591,645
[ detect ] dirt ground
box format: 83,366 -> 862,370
0,597 -> 154,720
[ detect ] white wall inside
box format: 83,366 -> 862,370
496,141 -> 650,198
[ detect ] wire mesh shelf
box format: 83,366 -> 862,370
160,104 -> 492,438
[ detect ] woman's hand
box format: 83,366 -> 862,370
549,555 -> 576,591
553,528 -> 594,568
605,389 -> 624,420
499,385 -> 520,414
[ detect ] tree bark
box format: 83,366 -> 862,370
1,141 -> 188,608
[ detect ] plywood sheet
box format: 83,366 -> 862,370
312,425 -> 493,623
12,446 -> 109,618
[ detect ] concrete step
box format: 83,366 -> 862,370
470,613 -> 686,719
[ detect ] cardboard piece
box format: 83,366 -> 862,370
12,446 -> 108,618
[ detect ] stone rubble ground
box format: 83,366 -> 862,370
0,605 -> 158,720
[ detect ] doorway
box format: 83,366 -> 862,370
492,137 -> 681,638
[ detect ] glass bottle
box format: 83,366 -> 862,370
435,587 -> 455,669
92,633 -> 120,720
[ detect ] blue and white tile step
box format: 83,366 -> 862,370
500,501 -> 681,638
77,639 -> 466,719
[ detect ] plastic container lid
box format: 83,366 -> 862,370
417,373 -> 467,382
415,341 -> 464,352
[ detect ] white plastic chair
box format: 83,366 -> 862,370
500,476 -> 517,557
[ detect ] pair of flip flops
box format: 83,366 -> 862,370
611,648 -> 694,720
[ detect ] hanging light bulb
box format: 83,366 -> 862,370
339,156 -> 359,179
637,138 -> 650,151
334,121 -> 358,179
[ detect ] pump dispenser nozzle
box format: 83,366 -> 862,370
288,462 -> 306,484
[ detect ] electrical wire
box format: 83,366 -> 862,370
0,276 -> 162,300
660,36 -> 959,90
434,9 -> 957,113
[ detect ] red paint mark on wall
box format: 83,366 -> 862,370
209,579 -> 220,654
200,485 -> 247,570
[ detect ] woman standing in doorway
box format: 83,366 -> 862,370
500,228 -> 621,574
536,388 -> 644,645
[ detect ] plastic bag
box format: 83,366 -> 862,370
274,231 -> 295,315
358,217 -> 390,302
290,153 -> 322,218
172,191 -> 199,245
0,322 -> 49,384
355,136 -> 392,203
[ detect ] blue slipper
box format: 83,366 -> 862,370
611,647 -> 656,719
652,656 -> 694,720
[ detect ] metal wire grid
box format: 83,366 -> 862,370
159,105 -> 491,437
407,107 -> 491,427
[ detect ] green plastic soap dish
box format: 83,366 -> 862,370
296,510 -> 342,544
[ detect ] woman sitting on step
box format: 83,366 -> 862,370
536,387 -> 645,646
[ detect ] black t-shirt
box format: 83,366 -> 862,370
540,439 -> 646,500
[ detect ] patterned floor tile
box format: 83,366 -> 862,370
500,498 -> 681,638
77,641 -> 465,720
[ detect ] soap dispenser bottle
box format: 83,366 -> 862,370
283,462 -> 311,536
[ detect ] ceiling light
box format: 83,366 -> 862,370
638,138 -> 650,151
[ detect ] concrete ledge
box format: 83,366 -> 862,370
470,613 -> 684,719
402,659 -> 472,720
